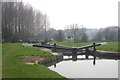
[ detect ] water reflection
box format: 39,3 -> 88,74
48,55 -> 118,78
63,55 -> 96,65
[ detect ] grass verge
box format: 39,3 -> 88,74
50,41 -> 119,52
2,43 -> 66,78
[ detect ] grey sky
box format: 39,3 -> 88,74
23,0 -> 119,30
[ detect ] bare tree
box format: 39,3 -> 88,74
2,2 -> 50,43
42,14 -> 50,43
64,24 -> 88,42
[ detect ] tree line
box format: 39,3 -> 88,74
2,2 -> 49,42
46,25 -> 119,42
2,2 -> 119,43
93,26 -> 118,42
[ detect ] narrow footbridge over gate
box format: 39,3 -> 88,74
33,43 -> 120,64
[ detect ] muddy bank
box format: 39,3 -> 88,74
23,48 -> 63,65
96,50 -> 120,59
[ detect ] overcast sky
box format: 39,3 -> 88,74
23,0 -> 119,30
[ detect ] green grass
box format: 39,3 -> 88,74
2,43 -> 66,78
50,41 -> 93,48
2,42 -> 119,78
96,42 -> 119,52
0,43 -> 2,78
51,41 -> 119,52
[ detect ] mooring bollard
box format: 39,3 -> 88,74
85,48 -> 89,59
72,48 -> 77,61
93,42 -> 96,65
52,43 -> 57,52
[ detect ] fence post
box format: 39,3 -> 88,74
93,42 -> 96,65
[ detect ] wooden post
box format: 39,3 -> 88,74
93,42 -> 96,65
72,48 -> 77,61
85,48 -> 89,59
41,42 -> 43,45
52,43 -> 57,52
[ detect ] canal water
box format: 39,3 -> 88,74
48,55 -> 118,78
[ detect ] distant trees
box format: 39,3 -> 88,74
118,27 -> 120,42
64,25 -> 118,42
46,28 -> 56,41
64,24 -> 88,42
34,13 -> 50,42
93,29 -> 103,41
1,2 -> 118,43
54,30 -> 64,42
81,32 -> 88,42
93,26 -> 118,42
50,26 -> 118,42
2,2 -> 50,42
